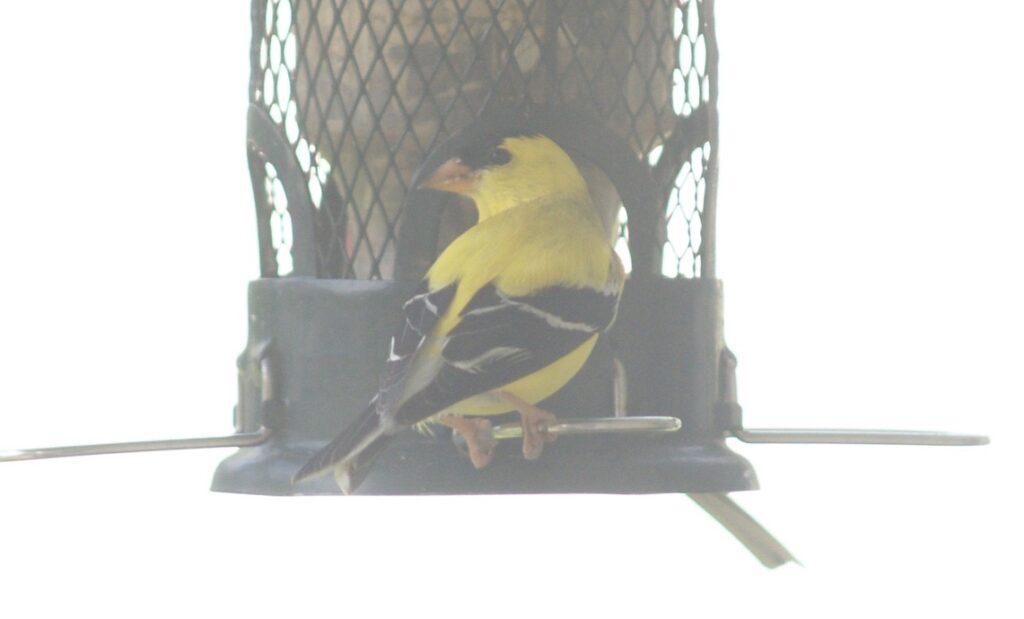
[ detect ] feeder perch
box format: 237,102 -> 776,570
1,0 -> 987,569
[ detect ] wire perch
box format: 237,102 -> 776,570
452,415 -> 682,450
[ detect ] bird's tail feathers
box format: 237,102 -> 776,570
292,402 -> 392,493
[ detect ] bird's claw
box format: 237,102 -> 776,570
498,391 -> 557,460
444,416 -> 498,468
520,406 -> 556,460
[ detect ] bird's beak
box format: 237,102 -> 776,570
420,157 -> 479,194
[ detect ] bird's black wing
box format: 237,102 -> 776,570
292,280 -> 457,485
393,281 -> 620,425
377,280 -> 458,415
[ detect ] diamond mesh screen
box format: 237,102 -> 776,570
249,0 -> 718,280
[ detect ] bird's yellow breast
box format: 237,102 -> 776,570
420,196 -> 615,417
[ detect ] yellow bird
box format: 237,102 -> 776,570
293,121 -> 624,493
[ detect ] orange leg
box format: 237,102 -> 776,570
498,391 -> 557,461
438,415 -> 498,469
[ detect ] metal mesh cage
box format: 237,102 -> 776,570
248,0 -> 718,281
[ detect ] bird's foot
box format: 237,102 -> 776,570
439,415 -> 497,469
498,391 -> 557,460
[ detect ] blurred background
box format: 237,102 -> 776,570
1,2 -> 1021,617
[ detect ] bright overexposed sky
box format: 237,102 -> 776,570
1,2 -> 1021,618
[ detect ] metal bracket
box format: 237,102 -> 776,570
689,492 -> 799,569
0,344 -> 277,463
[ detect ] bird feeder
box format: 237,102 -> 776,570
1,0 -> 986,568
217,0 -> 753,495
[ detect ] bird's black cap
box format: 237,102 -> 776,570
410,109 -> 541,187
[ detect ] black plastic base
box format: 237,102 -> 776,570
211,277 -> 758,495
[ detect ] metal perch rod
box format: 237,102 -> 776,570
454,416 -> 682,447
732,428 -> 988,446
0,427 -> 271,462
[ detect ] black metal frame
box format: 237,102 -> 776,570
247,0 -> 719,281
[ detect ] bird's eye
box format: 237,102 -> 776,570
489,148 -> 511,165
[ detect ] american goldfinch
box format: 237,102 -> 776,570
293,121 -> 624,493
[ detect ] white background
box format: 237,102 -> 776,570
1,2 -> 1021,617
